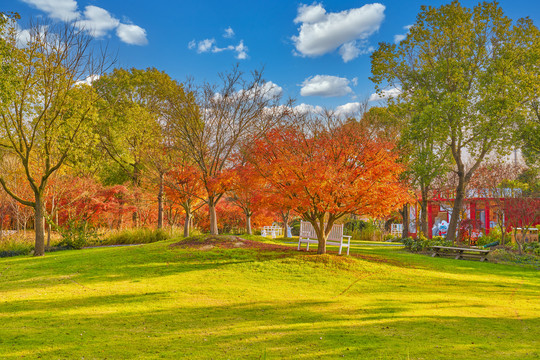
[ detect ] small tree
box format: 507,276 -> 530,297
505,196 -> 540,254
227,159 -> 267,235
164,159 -> 205,237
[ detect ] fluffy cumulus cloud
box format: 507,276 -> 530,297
292,2 -> 385,62
21,0 -> 79,21
75,6 -> 119,37
189,35 -> 248,60
368,87 -> 402,102
223,26 -> 235,38
20,0 -> 147,45
394,24 -> 412,43
116,24 -> 148,45
259,81 -> 283,99
335,102 -> 364,116
300,75 -> 356,97
294,103 -> 324,114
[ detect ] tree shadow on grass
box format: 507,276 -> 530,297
1,297 -> 538,359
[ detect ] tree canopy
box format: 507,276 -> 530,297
371,0 -> 540,241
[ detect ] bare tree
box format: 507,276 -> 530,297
167,66 -> 285,234
0,18 -> 112,255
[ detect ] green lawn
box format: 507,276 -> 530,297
0,236 -> 538,359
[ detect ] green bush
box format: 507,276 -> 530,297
523,241 -> 540,254
383,234 -> 397,242
104,228 -> 169,245
57,220 -> 98,250
344,220 -> 381,241
0,237 -> 34,257
401,236 -> 452,253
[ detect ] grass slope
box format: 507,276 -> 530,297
0,236 -> 538,359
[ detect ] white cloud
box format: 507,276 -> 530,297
294,3 -> 326,24
339,40 -> 375,62
75,6 -> 119,38
8,21 -> 33,48
294,103 -> 324,114
21,0 -> 79,21
16,28 -> 32,47
234,40 -> 248,59
116,23 -> 148,45
75,74 -> 100,86
335,102 -> 363,116
368,87 -> 402,102
300,75 -> 355,97
190,37 -> 248,59
196,38 -> 215,53
292,3 -> 385,62
232,81 -> 282,101
20,0 -> 148,46
394,24 -> 412,43
8,22 -> 52,49
223,26 -> 235,38
260,81 -> 282,99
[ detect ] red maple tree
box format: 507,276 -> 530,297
249,121 -> 411,254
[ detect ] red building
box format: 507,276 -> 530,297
407,188 -> 539,238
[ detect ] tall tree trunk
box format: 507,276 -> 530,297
208,197 -> 219,235
401,203 -> 409,239
310,216 -> 335,255
420,185 -> 429,236
34,195 -> 45,256
183,211 -> 191,237
281,211 -> 290,238
157,172 -> 164,229
420,200 -> 428,236
245,211 -> 252,235
447,174 -> 467,243
46,223 -> 51,248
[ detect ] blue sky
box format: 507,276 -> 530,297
5,0 -> 540,112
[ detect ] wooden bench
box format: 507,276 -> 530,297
298,221 -> 351,255
431,246 -> 491,262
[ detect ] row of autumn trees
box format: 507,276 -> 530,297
1,1 -> 539,256
0,14 -> 410,256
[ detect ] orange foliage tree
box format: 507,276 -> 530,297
164,159 -> 206,237
227,159 -> 269,235
249,120 -> 411,254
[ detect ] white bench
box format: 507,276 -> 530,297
297,220 -> 351,255
261,226 -> 282,238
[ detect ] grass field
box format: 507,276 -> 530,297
0,235 -> 538,359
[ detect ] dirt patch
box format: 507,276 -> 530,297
169,235 -> 296,253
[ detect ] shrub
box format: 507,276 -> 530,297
57,220 -> 98,249
488,248 -> 540,268
523,241 -> 540,254
401,236 -> 452,253
104,228 -> 169,245
0,236 -> 34,257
